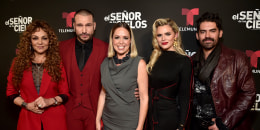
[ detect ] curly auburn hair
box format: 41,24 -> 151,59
11,20 -> 62,89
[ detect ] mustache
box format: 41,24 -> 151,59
202,37 -> 214,42
80,33 -> 91,36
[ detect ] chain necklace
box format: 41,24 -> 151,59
32,62 -> 44,94
35,62 -> 44,71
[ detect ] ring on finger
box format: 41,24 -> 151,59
38,104 -> 42,108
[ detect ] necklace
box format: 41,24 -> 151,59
113,51 -> 131,64
35,62 -> 44,71
32,62 -> 44,94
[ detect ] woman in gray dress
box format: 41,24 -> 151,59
96,22 -> 148,130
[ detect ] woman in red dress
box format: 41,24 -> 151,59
6,20 -> 69,130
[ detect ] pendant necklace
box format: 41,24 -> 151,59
34,62 -> 44,94
35,62 -> 44,71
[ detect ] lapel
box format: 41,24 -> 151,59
61,37 -> 77,72
70,39 -> 79,72
22,67 -> 51,97
39,69 -> 51,96
82,38 -> 99,72
212,45 -> 233,83
62,38 -> 78,87
22,68 -> 39,97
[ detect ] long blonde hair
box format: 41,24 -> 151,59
147,18 -> 186,74
107,22 -> 138,58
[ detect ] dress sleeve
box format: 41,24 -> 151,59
177,57 -> 193,128
6,60 -> 20,97
57,94 -> 68,104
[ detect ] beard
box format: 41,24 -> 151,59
200,37 -> 219,50
77,33 -> 93,43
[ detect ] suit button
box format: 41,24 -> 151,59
78,103 -> 81,105
81,93 -> 83,96
80,84 -> 83,86
81,74 -> 83,77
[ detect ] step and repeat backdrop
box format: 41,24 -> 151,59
1,0 -> 260,129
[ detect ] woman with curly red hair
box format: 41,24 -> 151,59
6,20 -> 69,130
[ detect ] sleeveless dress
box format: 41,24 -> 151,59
146,51 -> 193,130
100,56 -> 142,130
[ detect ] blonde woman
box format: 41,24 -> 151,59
96,22 -> 148,130
145,18 -> 193,130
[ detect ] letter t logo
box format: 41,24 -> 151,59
182,8 -> 199,26
62,12 -> 76,27
246,50 -> 260,68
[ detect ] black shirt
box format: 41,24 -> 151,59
75,38 -> 93,68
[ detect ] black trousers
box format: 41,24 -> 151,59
41,122 -> 44,130
190,116 -> 209,130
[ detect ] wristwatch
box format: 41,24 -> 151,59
21,102 -> 27,108
53,97 -> 58,105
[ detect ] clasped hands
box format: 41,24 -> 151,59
25,96 -> 54,114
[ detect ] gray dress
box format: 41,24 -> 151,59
100,56 -> 142,130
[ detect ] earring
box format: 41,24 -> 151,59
173,38 -> 177,47
29,44 -> 32,51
